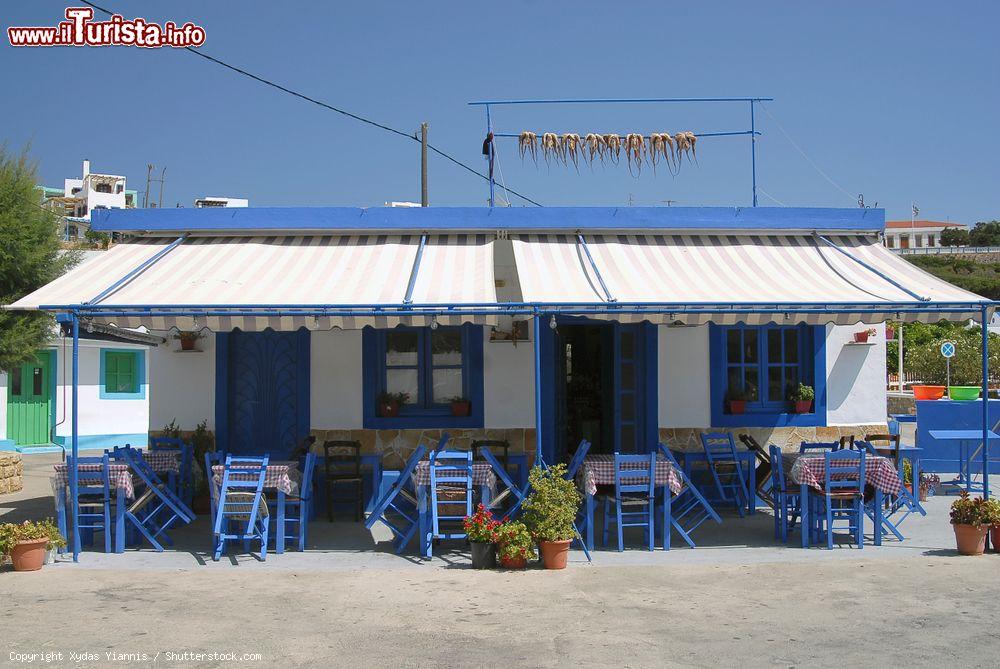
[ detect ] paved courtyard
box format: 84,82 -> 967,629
3,453 -> 1000,668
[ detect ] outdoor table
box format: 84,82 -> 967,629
927,429 -> 1000,494
577,454 -> 684,551
212,460 -> 303,554
673,449 -> 757,515
411,460 -> 497,558
786,452 -> 902,548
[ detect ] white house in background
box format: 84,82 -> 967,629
883,220 -> 966,249
39,159 -> 138,240
194,197 -> 249,208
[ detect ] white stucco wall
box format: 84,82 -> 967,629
825,322 -> 887,425
311,329 -> 363,429
483,327 -> 535,428
148,332 -> 216,431
659,325 -> 711,427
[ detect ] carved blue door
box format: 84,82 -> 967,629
227,329 -> 309,457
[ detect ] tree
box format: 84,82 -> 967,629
969,220 -> 1000,247
0,147 -> 77,372
940,227 -> 970,247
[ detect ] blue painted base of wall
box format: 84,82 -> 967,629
0,439 -> 16,451
51,432 -> 150,452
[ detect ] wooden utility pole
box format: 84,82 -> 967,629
143,164 -> 153,208
157,167 -> 166,209
420,122 -> 428,207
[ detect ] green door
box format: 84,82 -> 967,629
6,351 -> 53,446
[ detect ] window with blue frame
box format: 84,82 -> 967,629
363,324 -> 484,428
99,349 -> 146,399
711,324 -> 823,426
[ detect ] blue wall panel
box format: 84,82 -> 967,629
916,399 -> 1000,474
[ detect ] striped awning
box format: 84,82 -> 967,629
9,234 -> 497,331
510,233 -> 987,324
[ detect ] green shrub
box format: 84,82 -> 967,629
522,464 -> 581,542
0,519 -> 66,556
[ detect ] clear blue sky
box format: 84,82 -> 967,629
2,1 -> 998,223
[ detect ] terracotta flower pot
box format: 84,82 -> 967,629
9,538 -> 48,571
378,401 -> 400,418
727,400 -> 746,415
991,525 -> 1000,553
853,331 -> 870,343
179,337 -> 197,351
470,541 -> 497,569
450,400 -> 471,417
499,554 -> 528,569
538,539 -> 571,570
794,400 -> 812,414
953,523 -> 989,556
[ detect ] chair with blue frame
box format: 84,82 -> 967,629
657,444 -> 722,548
67,453 -> 114,554
276,452 -> 317,552
149,436 -> 194,507
427,449 -> 474,552
768,445 -> 800,542
479,447 -> 529,520
799,440 -> 841,454
204,450 -> 227,532
601,453 -> 657,551
699,432 -> 750,516
365,444 -> 427,553
121,447 -> 197,552
565,440 -> 592,481
809,449 -> 866,550
213,454 -> 270,561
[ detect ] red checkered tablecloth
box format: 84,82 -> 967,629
142,449 -> 183,473
212,461 -> 300,496
411,461 -> 496,494
788,453 -> 902,495
578,454 -> 684,496
53,463 -> 135,499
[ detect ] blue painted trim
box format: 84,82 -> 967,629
87,234 -> 187,305
537,316 -> 557,464
215,332 -> 230,452
709,323 -> 827,428
815,234 -> 928,302
362,324 -> 485,429
52,432 -> 149,450
296,329 -> 311,443
0,439 -> 15,451
577,234 -> 615,302
98,348 -> 146,400
90,206 -> 885,233
642,322 -> 658,454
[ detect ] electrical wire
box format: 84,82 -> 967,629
77,0 -> 543,207
756,187 -> 787,207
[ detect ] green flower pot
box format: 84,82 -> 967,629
949,386 -> 982,401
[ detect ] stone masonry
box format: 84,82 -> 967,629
0,453 -> 24,495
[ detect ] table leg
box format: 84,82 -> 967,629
663,485 -> 671,551
586,490 -> 595,551
800,484 -> 810,549
115,488 -> 125,553
276,491 -> 286,555
874,489 -> 883,546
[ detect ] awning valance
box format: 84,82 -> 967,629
9,234 -> 497,330
510,233 -> 987,324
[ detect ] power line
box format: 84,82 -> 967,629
77,0 -> 543,207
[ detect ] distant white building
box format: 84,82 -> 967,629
194,197 -> 249,208
39,159 -> 137,240
883,220 -> 966,249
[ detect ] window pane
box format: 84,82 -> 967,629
727,367 -> 742,391
726,330 -> 741,363
106,354 -> 118,374
768,330 -> 781,362
621,362 -> 635,389
11,369 -> 22,396
386,331 -> 419,366
785,329 -> 799,364
744,329 -> 758,363
432,368 -> 463,403
768,366 -> 782,402
784,367 -> 799,395
745,369 -> 759,401
431,328 -> 463,365
386,369 -> 419,402
32,367 -> 44,396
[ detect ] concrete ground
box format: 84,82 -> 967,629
3,452 -> 1000,668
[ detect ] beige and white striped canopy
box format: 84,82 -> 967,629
510,233 -> 986,324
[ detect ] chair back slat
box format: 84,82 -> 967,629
300,452 -> 317,500
799,441 -> 839,454
613,453 -> 656,497
69,454 -> 112,497
566,440 -> 592,480
700,432 -> 739,463
323,440 -> 361,480
768,445 -> 786,491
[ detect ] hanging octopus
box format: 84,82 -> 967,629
584,133 -> 605,164
518,131 -> 537,163
561,133 -> 582,169
603,134 -> 622,163
624,133 -> 645,175
541,132 -> 559,165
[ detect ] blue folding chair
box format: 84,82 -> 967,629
565,440 -> 592,481
150,436 -> 194,506
276,452 -> 317,552
426,450 -> 474,555
768,445 -> 800,543
602,453 -> 657,551
699,432 -> 750,516
213,455 -> 270,561
809,450 -> 866,550
480,447 -> 529,519
365,444 -> 427,553
121,447 -> 196,552
67,454 -> 114,554
799,440 -> 842,454
658,444 -> 722,548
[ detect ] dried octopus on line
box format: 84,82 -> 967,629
518,130 -> 698,173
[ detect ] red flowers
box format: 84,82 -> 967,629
463,503 -> 501,543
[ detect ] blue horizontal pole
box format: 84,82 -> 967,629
469,97 -> 774,106
493,130 -> 759,139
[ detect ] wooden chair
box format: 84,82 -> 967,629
738,434 -> 774,510
809,450 -> 866,550
864,434 -> 902,465
768,445 -> 800,542
699,432 -> 750,516
602,453 -> 657,551
213,455 -> 270,561
323,440 -> 364,522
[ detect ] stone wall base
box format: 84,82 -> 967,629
0,453 -> 24,495
310,429 -> 536,469
659,425 -> 889,452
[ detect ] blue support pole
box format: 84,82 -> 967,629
70,314 -> 80,561
750,101 -> 758,207
982,305 -> 991,499
402,233 -> 427,304
533,313 -> 543,465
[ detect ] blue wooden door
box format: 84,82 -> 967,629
613,324 -> 641,454
226,329 -> 309,458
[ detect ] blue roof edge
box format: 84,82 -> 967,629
91,206 -> 885,233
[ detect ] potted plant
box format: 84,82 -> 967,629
522,463 -> 581,569
788,383 -> 814,414
853,327 -> 877,344
725,387 -> 749,415
173,330 -> 202,351
0,519 -> 66,572
949,492 -> 1000,555
376,392 -> 409,418
919,473 -> 940,502
494,520 -> 535,569
449,397 -> 472,417
190,419 -> 215,514
463,503 -> 500,569
885,324 -> 896,341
